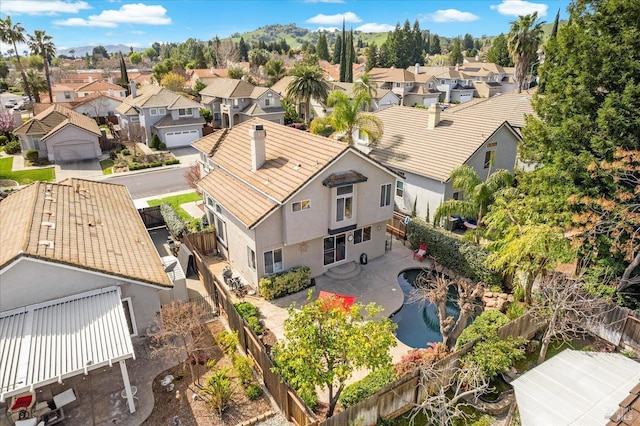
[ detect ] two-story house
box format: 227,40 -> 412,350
191,119 -> 399,285
354,93 -> 534,222
366,67 -> 441,107
115,83 -> 205,147
199,78 -> 285,129
13,104 -> 102,162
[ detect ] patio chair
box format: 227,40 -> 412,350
7,391 -> 36,422
413,243 -> 427,262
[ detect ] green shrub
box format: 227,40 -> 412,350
149,161 -> 163,168
406,219 -> 501,288
216,330 -> 239,358
513,286 -> 525,302
150,134 -> 161,149
246,316 -> 263,335
506,302 -> 526,320
233,355 -> 254,385
4,140 -> 21,154
129,163 -> 150,171
259,266 -> 312,300
234,302 -> 263,335
245,384 -> 263,400
456,310 -> 510,349
339,368 -> 396,408
200,367 -> 235,415
25,149 -> 38,162
164,158 -> 180,165
158,142 -> 167,150
462,336 -> 526,380
160,202 -> 187,238
121,148 -> 130,156
0,135 -> 8,145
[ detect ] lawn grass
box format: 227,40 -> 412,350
100,159 -> 114,175
146,191 -> 202,220
0,157 -> 55,184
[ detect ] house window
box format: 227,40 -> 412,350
248,247 -> 256,270
150,108 -> 158,116
380,183 -> 392,207
215,215 -> 226,245
233,99 -> 239,107
159,108 -> 166,115
395,82 -> 401,88
292,200 -> 310,212
33,137 -> 42,150
396,180 -> 404,197
64,91 -> 71,99
214,113 -> 221,121
265,98 -> 271,106
484,151 -> 496,169
264,248 -> 283,274
428,82 -> 433,88
336,185 -> 353,222
324,234 -> 346,266
453,192 -> 460,200
354,226 -> 371,244
130,116 -> 139,123
121,298 -> 137,336
178,108 -> 193,116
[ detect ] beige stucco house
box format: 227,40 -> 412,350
192,119 -> 399,286
13,104 -> 102,162
355,93 -> 534,222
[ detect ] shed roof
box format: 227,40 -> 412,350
0,287 -> 135,401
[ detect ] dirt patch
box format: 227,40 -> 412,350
142,320 -> 274,426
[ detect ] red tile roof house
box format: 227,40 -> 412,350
0,179 -> 177,413
191,119 -> 400,287
13,104 -> 102,163
115,83 -> 204,148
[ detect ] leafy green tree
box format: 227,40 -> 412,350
271,297 -> 397,418
248,48 -> 269,75
448,38 -> 463,66
281,99 -> 300,124
227,66 -> 246,80
0,16 -> 31,99
316,32 -> 330,61
429,34 -> 441,55
92,45 -> 109,59
26,54 -> 44,71
143,47 -> 158,61
0,59 -> 9,80
550,8 -> 560,38
463,33 -> 475,51
433,165 -> 513,227
199,108 -> 213,124
486,34 -> 513,67
237,37 -> 248,61
364,42 -> 378,71
286,64 -> 328,124
326,91 -> 382,146
456,310 -> 510,349
160,71 -> 186,92
507,12 -> 544,92
332,34 -> 342,64
193,79 -> 207,96
129,52 -> 142,65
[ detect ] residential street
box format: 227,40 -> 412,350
106,166 -> 192,199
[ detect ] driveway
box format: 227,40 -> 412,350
55,158 -> 104,182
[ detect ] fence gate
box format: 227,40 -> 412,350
138,206 -> 164,229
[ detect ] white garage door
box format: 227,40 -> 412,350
53,142 -> 97,162
165,130 -> 199,148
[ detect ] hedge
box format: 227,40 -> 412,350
160,202 -> 187,238
406,219 -> 501,287
234,302 -> 263,335
339,368 -> 396,408
259,266 -> 312,300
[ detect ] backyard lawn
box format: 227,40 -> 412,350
99,159 -> 114,175
147,191 -> 202,220
0,157 -> 55,184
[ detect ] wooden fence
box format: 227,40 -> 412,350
138,205 -> 164,229
584,303 -> 640,350
321,312 -> 545,426
187,244 -> 318,426
183,230 -> 217,255
387,211 -> 409,242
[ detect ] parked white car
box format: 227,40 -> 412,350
4,99 -> 17,108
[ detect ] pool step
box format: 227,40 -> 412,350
325,261 -> 362,280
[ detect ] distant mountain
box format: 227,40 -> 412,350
58,44 -> 144,58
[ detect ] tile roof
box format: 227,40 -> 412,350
121,84 -> 198,109
76,80 -> 124,93
609,382 -> 640,425
192,129 -> 226,155
153,115 -> 205,128
0,179 -> 172,287
14,104 -> 100,138
196,119 -> 348,227
368,67 -> 417,82
369,93 -> 533,181
199,78 -> 257,99
270,76 -> 294,96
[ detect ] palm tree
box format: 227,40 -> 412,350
353,73 -> 378,111
326,91 -> 383,146
28,30 -> 56,103
286,64 -> 329,124
264,59 -> 286,87
507,12 -> 545,93
0,16 -> 32,100
433,165 -> 513,227
24,69 -> 47,103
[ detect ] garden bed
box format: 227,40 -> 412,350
111,142 -> 179,173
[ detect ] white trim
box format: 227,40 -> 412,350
121,297 -> 138,337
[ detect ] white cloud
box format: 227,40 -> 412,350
355,23 -> 395,33
306,11 -> 361,25
490,0 -> 548,17
1,1 -> 91,15
54,3 -> 171,27
426,9 -> 480,23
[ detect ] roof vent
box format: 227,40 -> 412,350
44,210 -> 55,216
41,221 -> 56,230
293,162 -> 301,170
39,240 -> 54,249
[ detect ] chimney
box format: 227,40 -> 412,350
427,103 -> 441,129
415,63 -> 420,75
130,80 -> 137,98
249,124 -> 266,171
88,76 -> 93,83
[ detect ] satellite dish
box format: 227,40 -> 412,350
164,261 -> 177,272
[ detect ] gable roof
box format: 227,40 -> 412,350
369,93 -> 534,181
0,179 -> 172,287
14,104 -> 100,138
76,80 -> 125,93
368,67 -> 418,83
199,78 -> 257,99
119,84 -> 199,110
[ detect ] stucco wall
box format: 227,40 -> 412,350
74,98 -> 122,118
1,258 -> 163,336
44,126 -> 101,161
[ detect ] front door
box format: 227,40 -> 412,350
323,234 -> 346,266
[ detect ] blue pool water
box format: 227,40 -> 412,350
392,268 -> 475,348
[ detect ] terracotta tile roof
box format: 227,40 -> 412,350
609,382 -> 640,425
76,80 -> 124,93
196,119 -> 348,227
270,76 -> 294,96
14,104 -> 100,138
370,93 -> 533,181
189,68 -> 228,79
199,78 -> 257,99
115,102 -> 137,115
121,84 -> 198,110
368,67 -> 417,82
72,92 -> 123,108
0,179 -> 172,287
192,129 -> 226,155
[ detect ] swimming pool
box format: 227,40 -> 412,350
392,268 -> 476,348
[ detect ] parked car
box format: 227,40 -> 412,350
4,99 -> 17,108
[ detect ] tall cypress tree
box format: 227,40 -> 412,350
119,52 -> 129,95
346,29 -> 353,82
550,8 -> 560,38
317,33 -> 330,61
333,34 -> 342,64
339,19 -> 347,82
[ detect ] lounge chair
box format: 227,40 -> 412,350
413,243 -> 427,262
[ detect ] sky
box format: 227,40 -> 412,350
0,0 -> 573,52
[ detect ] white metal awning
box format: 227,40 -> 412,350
0,286 -> 135,402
